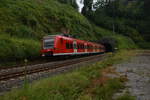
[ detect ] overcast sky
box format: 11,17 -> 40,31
76,0 -> 98,12
76,0 -> 84,12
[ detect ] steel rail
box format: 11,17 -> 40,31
0,54 -> 105,81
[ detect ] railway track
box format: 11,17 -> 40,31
0,56 -> 77,70
0,54 -> 106,81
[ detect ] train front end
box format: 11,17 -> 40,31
41,35 -> 56,57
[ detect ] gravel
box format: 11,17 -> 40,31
114,53 -> 150,100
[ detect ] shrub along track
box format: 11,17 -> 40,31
0,54 -> 109,95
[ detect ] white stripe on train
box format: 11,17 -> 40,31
53,52 -> 103,56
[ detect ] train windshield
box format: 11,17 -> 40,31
43,38 -> 54,49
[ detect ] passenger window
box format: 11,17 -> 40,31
71,43 -> 73,49
77,44 -> 79,49
66,43 -> 69,49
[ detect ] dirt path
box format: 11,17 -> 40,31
114,52 -> 150,100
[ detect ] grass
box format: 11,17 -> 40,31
116,93 -> 136,100
0,50 -> 136,100
79,78 -> 125,100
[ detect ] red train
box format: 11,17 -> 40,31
41,34 -> 105,56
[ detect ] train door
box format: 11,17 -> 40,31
73,41 -> 77,53
94,45 -> 96,52
84,43 -> 87,53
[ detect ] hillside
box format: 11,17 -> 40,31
0,0 -> 136,63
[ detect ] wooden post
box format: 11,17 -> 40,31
24,59 -> 28,89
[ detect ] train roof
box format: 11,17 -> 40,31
43,34 -> 101,46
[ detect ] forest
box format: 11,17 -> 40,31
58,0 -> 150,48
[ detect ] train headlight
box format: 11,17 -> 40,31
42,54 -> 45,57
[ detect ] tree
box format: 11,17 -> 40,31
57,0 -> 78,10
81,0 -> 93,17
142,0 -> 150,41
143,0 -> 150,16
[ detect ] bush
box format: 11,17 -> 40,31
112,35 -> 137,49
0,34 -> 40,62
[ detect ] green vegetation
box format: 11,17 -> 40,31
0,0 -> 93,39
81,0 -> 150,48
0,0 -> 146,99
0,34 -> 40,63
112,35 -> 137,49
0,0 -> 137,63
116,93 -> 135,100
57,0 -> 78,9
0,0 -> 93,62
79,78 -> 125,100
0,50 -> 135,100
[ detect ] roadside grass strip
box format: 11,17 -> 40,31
116,93 -> 136,100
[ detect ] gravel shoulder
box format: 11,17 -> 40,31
114,51 -> 150,100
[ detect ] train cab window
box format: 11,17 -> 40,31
43,39 -> 54,49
